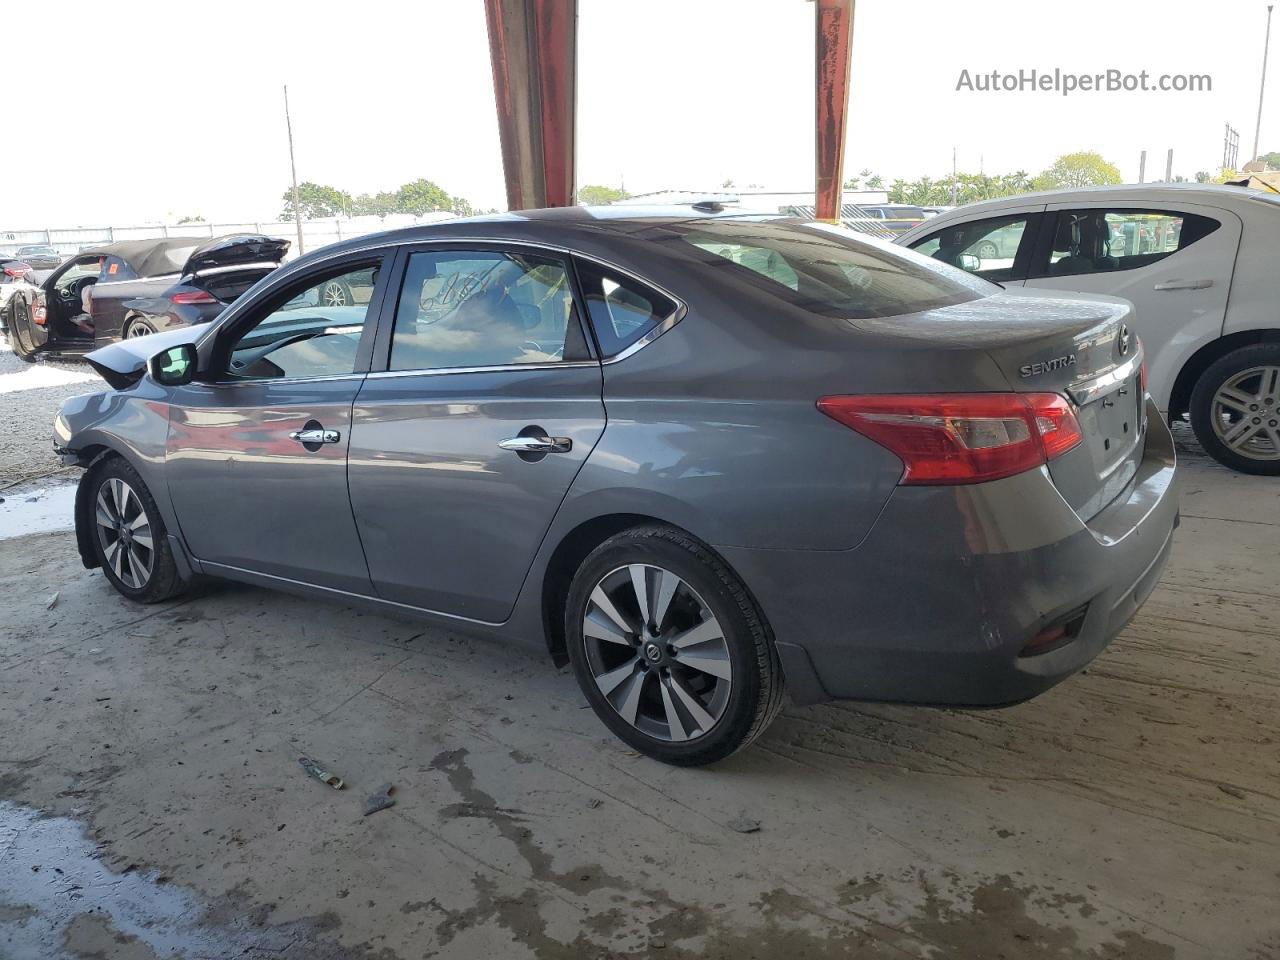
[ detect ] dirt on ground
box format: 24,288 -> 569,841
0,431 -> 1277,958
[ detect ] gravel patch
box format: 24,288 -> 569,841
0,337 -> 99,487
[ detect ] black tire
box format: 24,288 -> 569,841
565,525 -> 784,766
974,240 -> 999,260
1190,343 -> 1280,475
88,457 -> 185,603
8,300 -> 39,362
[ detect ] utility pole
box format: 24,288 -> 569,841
1253,5 -> 1274,164
951,146 -> 958,204
283,85 -> 304,255
1165,148 -> 1174,182
1138,150 -> 1147,183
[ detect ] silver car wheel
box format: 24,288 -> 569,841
95,477 -> 154,589
321,281 -> 349,307
583,564 -> 731,743
1210,365 -> 1280,461
125,320 -> 154,339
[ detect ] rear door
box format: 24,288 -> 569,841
347,244 -> 605,623
1024,201 -> 1240,411
165,253 -> 392,594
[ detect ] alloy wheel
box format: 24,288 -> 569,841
125,321 -> 154,339
95,477 -> 154,589
582,564 -> 732,742
321,281 -> 349,307
1209,365 -> 1280,462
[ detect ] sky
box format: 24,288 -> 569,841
1,0 -> 1274,228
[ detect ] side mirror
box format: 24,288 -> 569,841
148,343 -> 198,386
957,253 -> 982,273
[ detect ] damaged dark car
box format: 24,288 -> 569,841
4,234 -> 288,362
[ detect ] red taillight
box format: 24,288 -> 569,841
168,289 -> 218,305
817,392 -> 1083,485
3,265 -> 28,279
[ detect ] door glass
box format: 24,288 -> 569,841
911,215 -> 1029,282
389,250 -> 585,371
225,262 -> 379,380
1043,209 -> 1220,277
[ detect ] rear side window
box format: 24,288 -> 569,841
100,256 -> 137,281
575,259 -> 678,357
1038,208 -> 1220,278
670,220 -> 993,319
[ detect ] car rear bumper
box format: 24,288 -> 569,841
717,398 -> 1180,707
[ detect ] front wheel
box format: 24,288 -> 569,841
1189,343 -> 1280,475
89,457 -> 185,603
565,525 -> 784,766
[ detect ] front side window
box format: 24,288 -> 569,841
1040,209 -> 1220,278
670,220 -> 993,319
911,215 -> 1031,282
389,250 -> 586,371
224,261 -> 380,380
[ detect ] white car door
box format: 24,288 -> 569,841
1024,201 -> 1241,413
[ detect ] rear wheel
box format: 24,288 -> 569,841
124,318 -> 157,339
565,525 -> 783,766
1190,343 -> 1280,475
89,457 -> 184,603
8,300 -> 39,362
974,240 -> 1000,260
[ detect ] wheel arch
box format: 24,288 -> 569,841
1168,328 -> 1280,421
72,445 -> 122,569
540,513 -> 670,667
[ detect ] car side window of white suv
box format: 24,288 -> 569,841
909,214 -> 1033,283
1034,209 -> 1220,279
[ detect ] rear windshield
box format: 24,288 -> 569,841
670,220 -> 995,319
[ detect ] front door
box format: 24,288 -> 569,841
905,206 -> 1046,288
348,245 -> 605,623
1024,201 -> 1240,411
165,255 -> 391,594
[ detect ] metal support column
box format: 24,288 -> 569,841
815,0 -> 855,223
484,0 -> 578,210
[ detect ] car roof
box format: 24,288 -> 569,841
920,183 -> 1266,214
283,205 -> 796,271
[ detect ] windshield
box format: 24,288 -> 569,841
669,220 -> 996,319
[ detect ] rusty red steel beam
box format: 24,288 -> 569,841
484,0 -> 578,210
815,0 -> 855,223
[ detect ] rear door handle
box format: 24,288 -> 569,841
1153,278 -> 1213,291
289,428 -> 341,444
498,435 -> 572,453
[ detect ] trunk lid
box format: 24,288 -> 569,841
181,234 -> 289,277
845,289 -> 1144,520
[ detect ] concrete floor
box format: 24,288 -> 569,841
1,443 -> 1277,959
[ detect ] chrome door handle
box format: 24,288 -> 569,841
289,428 -> 341,444
1153,278 -> 1213,291
498,435 -> 572,453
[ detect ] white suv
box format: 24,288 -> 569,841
898,184 -> 1280,474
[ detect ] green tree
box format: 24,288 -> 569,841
1259,151 -> 1280,170
887,170 -> 1033,206
1031,152 -> 1122,190
281,182 -> 352,220
1194,170 -> 1213,183
351,191 -> 399,216
578,184 -> 630,205
176,215 -> 206,224
395,179 -> 454,216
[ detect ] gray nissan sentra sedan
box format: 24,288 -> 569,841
54,207 -> 1179,766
